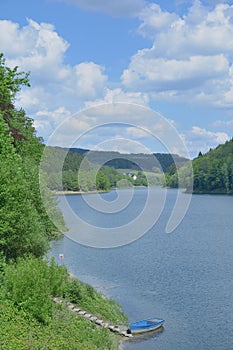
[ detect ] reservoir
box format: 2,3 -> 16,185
50,188 -> 233,350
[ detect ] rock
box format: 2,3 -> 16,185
78,310 -> 86,315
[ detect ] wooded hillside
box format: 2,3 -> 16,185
166,139 -> 233,194
42,146 -> 188,192
0,53 -> 64,261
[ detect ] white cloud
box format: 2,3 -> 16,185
42,103 -> 190,159
74,62 -> 107,99
0,20 -> 37,57
33,119 -> 53,138
1,5 -> 232,155
122,2 -> 233,107
85,88 -> 149,108
191,126 -> 229,144
36,107 -> 72,124
16,87 -> 51,111
59,0 -> 146,16
122,54 -> 229,91
3,19 -> 70,84
1,19 -> 109,109
185,126 -> 229,156
138,3 -> 179,37
138,3 -> 233,59
32,107 -> 72,140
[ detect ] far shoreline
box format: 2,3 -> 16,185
53,186 -> 149,195
53,189 -> 109,195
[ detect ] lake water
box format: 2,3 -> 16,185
50,188 -> 233,350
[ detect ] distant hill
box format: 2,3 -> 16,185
166,138 -> 233,194
58,147 -> 89,156
42,147 -> 189,192
58,147 -> 189,173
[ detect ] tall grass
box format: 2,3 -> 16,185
0,256 -> 127,349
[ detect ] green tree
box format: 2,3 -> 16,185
0,121 -> 48,259
0,53 -> 64,260
96,171 -> 110,191
168,138 -> 233,193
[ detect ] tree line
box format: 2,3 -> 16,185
0,53 -> 65,261
165,139 -> 233,194
43,146 -> 189,192
42,146 -> 152,192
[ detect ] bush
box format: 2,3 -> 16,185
0,300 -> 116,350
3,256 -> 68,323
0,255 -> 127,349
64,278 -> 127,325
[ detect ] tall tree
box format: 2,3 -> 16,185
0,53 -> 64,260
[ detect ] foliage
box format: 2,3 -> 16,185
0,256 -> 126,349
70,149 -> 188,172
165,161 -> 193,190
165,139 -> 233,193
42,146 -> 188,192
191,140 -> 233,193
0,53 -> 30,102
1,255 -> 127,327
96,170 -> 111,191
3,256 -> 68,323
0,301 -> 116,350
0,53 -> 125,349
42,147 -> 164,192
0,116 -> 48,259
0,53 -> 64,261
42,148 -> 124,192
63,278 -> 128,325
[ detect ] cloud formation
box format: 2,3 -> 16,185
0,19 -> 70,83
74,62 -> 107,99
0,19 -> 108,109
122,2 -> 233,107
1,2 -> 232,155
85,88 -> 149,108
184,126 -> 229,155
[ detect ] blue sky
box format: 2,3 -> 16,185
1,0 -> 233,158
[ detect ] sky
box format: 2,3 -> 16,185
1,0 -> 233,158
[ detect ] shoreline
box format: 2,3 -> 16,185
53,185 -> 149,196
54,190 -> 108,195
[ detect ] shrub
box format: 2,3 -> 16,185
3,256 -> 68,323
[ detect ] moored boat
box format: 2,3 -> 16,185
129,317 -> 164,334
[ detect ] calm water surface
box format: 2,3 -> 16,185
50,188 -> 233,350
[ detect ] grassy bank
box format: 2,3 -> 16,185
0,256 -> 128,350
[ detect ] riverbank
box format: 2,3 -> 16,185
0,256 -> 128,350
54,185 -> 149,195
54,189 -> 109,195
53,297 -> 132,338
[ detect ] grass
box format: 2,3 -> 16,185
0,300 -> 118,350
63,277 -> 128,325
0,256 -> 128,350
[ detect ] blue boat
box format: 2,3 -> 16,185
129,317 -> 164,334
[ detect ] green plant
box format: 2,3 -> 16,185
3,256 -> 68,323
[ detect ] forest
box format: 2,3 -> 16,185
166,140 -> 233,194
42,146 -> 151,191
65,148 -> 188,172
42,146 -> 188,192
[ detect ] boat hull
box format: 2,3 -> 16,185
129,318 -> 164,334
